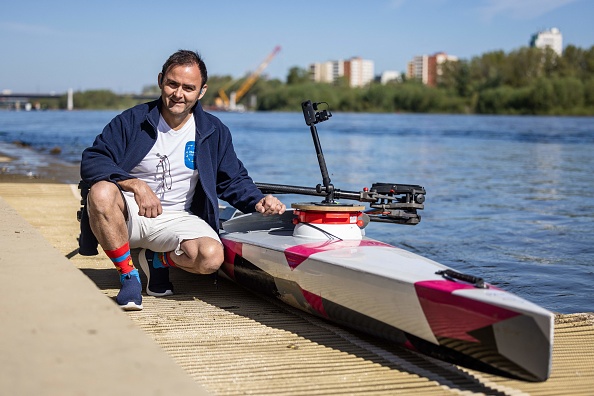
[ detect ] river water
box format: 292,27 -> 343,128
0,109 -> 592,314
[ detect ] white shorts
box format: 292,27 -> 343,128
123,192 -> 221,255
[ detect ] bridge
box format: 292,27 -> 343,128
0,90 -> 156,111
0,89 -> 73,111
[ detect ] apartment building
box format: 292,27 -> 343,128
530,27 -> 563,56
309,61 -> 343,84
406,52 -> 458,87
309,57 -> 374,87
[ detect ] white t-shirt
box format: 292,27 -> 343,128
127,114 -> 199,211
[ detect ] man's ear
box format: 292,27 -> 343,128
198,84 -> 208,99
158,73 -> 163,89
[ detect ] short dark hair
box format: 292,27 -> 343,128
160,50 -> 208,87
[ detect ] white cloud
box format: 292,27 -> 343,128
478,0 -> 579,20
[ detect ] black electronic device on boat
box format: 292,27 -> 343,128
255,100 -> 426,225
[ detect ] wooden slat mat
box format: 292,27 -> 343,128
2,181 -> 593,395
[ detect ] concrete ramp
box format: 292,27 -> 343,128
0,193 -> 208,396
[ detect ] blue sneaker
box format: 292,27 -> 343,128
138,249 -> 174,297
116,269 -> 143,311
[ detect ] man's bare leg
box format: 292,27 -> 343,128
87,181 -> 142,310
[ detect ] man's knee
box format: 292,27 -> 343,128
197,241 -> 224,274
183,238 -> 224,274
88,181 -> 122,213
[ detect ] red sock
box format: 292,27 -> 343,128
104,242 -> 135,275
157,251 -> 177,267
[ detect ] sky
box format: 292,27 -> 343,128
1,0 -> 593,94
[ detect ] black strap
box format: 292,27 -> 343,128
436,269 -> 487,289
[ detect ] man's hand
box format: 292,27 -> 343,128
118,178 -> 162,218
255,194 -> 286,216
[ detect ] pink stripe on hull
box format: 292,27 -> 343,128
301,288 -> 328,317
284,240 -> 393,269
415,280 -> 519,343
221,239 -> 242,279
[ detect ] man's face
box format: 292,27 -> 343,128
158,63 -> 207,121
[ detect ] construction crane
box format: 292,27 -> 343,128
216,45 -> 281,110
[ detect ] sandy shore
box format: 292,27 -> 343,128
0,144 -> 81,184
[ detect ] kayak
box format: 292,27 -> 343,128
218,100 -> 553,382
219,205 -> 553,382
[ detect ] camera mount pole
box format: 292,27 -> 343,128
254,99 -> 425,225
301,100 -> 334,203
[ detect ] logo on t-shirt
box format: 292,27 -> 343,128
184,141 -> 196,170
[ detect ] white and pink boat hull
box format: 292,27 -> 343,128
219,209 -> 554,382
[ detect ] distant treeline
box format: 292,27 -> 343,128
42,45 -> 594,115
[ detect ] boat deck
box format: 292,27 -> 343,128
1,181 -> 592,395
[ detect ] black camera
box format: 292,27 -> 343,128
302,100 -> 332,126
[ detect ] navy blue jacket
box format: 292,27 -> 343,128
79,99 -> 264,255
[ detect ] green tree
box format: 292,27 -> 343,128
584,78 -> 594,106
476,86 -> 532,114
71,90 -> 133,109
552,77 -> 584,109
286,67 -> 310,85
361,83 -> 394,112
46,44 -> 594,115
469,50 -> 506,90
142,85 -> 160,95
504,47 -> 545,87
529,78 -> 555,113
559,45 -> 585,78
